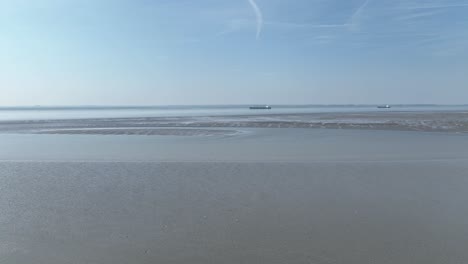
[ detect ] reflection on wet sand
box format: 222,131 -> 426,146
1,111 -> 468,135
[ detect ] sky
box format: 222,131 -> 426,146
0,0 -> 467,106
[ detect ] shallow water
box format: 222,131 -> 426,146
1,161 -> 468,264
1,105 -> 468,121
1,128 -> 468,162
1,126 -> 468,263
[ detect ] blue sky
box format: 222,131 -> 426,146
1,0 -> 467,105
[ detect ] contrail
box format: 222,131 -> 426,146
248,0 -> 263,39
350,0 -> 370,29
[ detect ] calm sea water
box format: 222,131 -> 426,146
1,128 -> 468,263
1,105 -> 468,121
2,106 -> 468,263
1,128 -> 468,162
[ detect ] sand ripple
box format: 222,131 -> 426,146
35,128 -> 239,136
1,111 -> 468,134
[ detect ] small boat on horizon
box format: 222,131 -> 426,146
377,105 -> 391,109
249,105 -> 272,110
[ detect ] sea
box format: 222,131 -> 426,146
1,104 -> 468,121
1,105 -> 468,263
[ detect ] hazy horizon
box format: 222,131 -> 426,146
1,103 -> 468,108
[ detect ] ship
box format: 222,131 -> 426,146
249,105 -> 272,110
377,105 -> 391,109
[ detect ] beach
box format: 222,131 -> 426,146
2,110 -> 468,135
1,109 -> 468,263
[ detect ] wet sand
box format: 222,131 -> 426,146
1,111 -> 468,135
1,113 -> 468,263
35,128 -> 240,136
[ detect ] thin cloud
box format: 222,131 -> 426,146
349,0 -> 371,30
248,0 -> 263,39
264,21 -> 349,29
216,18 -> 251,37
403,3 -> 468,9
395,11 -> 440,21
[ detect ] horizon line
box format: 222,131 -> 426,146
0,104 -> 467,108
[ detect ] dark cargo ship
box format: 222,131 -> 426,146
377,105 -> 391,109
249,105 -> 272,110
